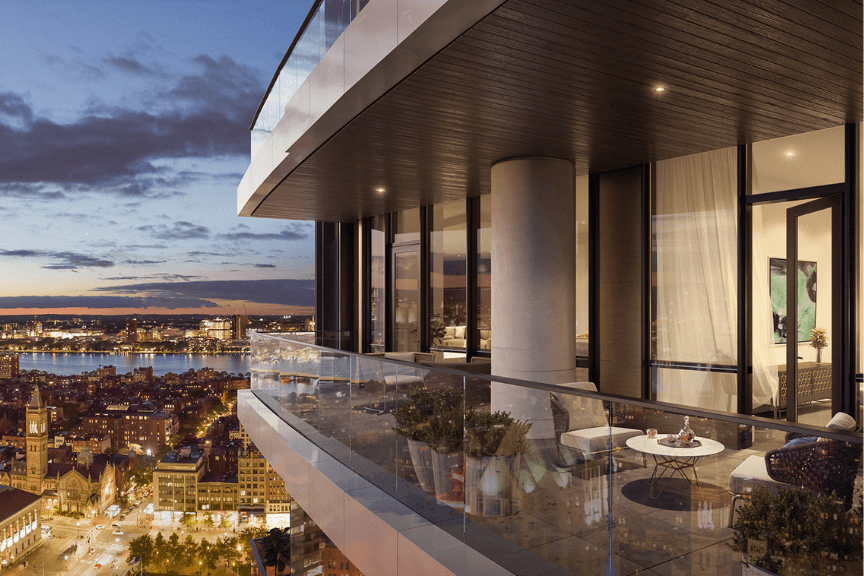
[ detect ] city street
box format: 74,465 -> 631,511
33,500 -> 153,576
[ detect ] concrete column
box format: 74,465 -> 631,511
491,157 -> 576,439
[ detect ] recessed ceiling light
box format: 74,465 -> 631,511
375,187 -> 385,193
654,86 -> 665,93
785,152 -> 795,157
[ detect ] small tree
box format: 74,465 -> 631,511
260,527 -> 291,576
202,512 -> 214,529
127,535 -> 154,573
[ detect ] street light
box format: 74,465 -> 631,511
76,521 -> 80,539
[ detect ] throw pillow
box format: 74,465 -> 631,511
453,326 -> 466,339
783,436 -> 818,448
826,412 -> 857,432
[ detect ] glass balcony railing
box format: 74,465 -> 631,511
249,332 -> 863,576
250,0 -> 370,155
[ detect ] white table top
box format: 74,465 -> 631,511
626,434 -> 725,458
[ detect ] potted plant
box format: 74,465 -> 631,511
808,327 -> 828,364
464,411 -> 531,517
729,486 -> 862,575
395,387 -> 463,497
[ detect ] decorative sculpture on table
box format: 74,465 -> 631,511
678,416 -> 695,446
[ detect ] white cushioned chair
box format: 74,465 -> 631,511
550,382 -> 642,466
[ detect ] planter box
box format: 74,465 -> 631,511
431,450 -> 464,507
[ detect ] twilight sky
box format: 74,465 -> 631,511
0,0 -> 316,316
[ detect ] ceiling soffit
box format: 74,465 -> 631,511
253,0 -> 863,222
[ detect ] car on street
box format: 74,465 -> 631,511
95,525 -> 105,530
112,529 -> 123,535
118,515 -> 125,520
111,523 -> 119,528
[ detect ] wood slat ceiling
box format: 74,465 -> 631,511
252,0 -> 862,222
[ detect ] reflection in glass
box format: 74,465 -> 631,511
477,195 -> 491,351
430,200 -> 466,349
369,217 -> 386,352
393,208 -> 420,243
394,250 -> 419,352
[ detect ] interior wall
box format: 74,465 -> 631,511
597,167 -> 643,398
754,201 -> 833,366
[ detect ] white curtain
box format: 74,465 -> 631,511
654,148 -> 739,411
750,208 -> 781,409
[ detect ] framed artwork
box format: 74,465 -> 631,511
769,257 -> 817,344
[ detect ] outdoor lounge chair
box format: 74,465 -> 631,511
550,381 -> 642,467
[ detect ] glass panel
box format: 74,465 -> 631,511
752,201 -> 790,419
477,195 -> 491,352
751,126 -> 845,195
575,175 -> 589,361
394,249 -> 419,352
393,208 -> 420,243
653,148 -> 737,411
792,207 -> 832,427
293,6 -> 321,85
429,200 -> 467,349
370,216 -> 386,353
859,123 -> 863,423
323,0 -> 351,53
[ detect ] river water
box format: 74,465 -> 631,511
16,352 -> 250,376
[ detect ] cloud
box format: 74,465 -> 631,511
0,295 -> 218,310
102,54 -> 165,78
253,263 -> 276,268
222,222 -> 311,242
0,55 -> 263,197
0,182 -> 65,200
123,259 -> 166,265
0,249 -> 113,270
93,278 -> 314,306
137,221 -> 210,240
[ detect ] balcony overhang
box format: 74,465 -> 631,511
242,0 -> 862,223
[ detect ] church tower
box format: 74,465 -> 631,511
26,385 -> 48,494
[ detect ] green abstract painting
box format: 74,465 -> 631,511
770,257 -> 817,344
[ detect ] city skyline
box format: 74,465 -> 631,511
1,0 -> 316,316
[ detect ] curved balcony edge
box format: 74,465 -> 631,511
237,0 -> 508,219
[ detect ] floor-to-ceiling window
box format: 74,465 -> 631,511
651,147 -> 738,412
392,208 -> 421,352
369,215 -> 386,352
575,175 -> 589,378
429,201 -> 467,351
859,123 -> 864,423
476,195 -> 492,353
749,126 -> 845,426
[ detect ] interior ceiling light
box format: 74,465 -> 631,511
786,151 -> 796,157
654,86 -> 665,93
375,187 -> 385,193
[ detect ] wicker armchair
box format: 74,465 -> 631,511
728,416 -> 861,527
764,438 -> 861,508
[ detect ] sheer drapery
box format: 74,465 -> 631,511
654,147 -> 738,411
751,208 -> 780,408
